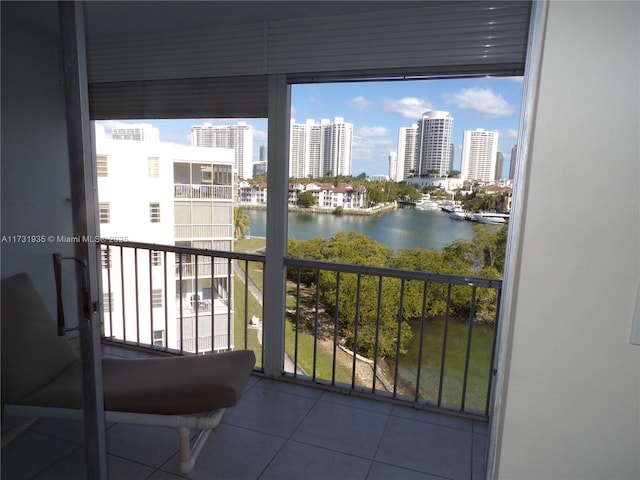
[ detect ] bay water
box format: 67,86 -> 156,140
245,207 -> 477,251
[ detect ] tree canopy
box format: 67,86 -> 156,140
296,191 -> 317,207
233,207 -> 250,239
287,224 -> 507,358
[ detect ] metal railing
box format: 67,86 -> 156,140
283,257 -> 501,417
99,240 -> 264,362
174,184 -> 233,200
98,240 -> 500,417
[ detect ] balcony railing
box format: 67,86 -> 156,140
174,224 -> 233,239
98,240 -> 501,417
174,184 -> 233,200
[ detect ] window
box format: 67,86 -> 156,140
103,292 -> 114,313
96,155 -> 108,177
149,202 -> 161,223
148,156 -> 160,178
152,288 -> 163,308
151,250 -> 162,266
99,203 -> 110,224
101,246 -> 111,268
153,329 -> 165,347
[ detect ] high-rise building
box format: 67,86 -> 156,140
289,118 -> 353,178
253,161 -> 267,177
460,128 -> 499,181
388,152 -> 398,181
323,117 -> 353,177
191,122 -> 254,180
396,124 -> 419,181
111,123 -> 159,142
417,111 -> 454,177
509,144 -> 518,179
495,152 -> 505,180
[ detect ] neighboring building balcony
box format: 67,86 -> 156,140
175,260 -> 230,279
174,223 -> 233,239
174,183 -> 233,200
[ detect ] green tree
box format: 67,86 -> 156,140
233,207 -> 250,239
297,191 -> 317,207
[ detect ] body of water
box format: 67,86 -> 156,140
245,207 -> 477,251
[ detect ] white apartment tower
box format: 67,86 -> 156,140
509,144 -> 518,179
388,151 -> 398,181
396,124 -> 419,180
417,111 -> 454,177
191,122 -> 254,180
96,128 -> 236,354
289,118 -> 353,178
111,123 -> 159,142
323,117 -> 353,177
460,128 -> 499,181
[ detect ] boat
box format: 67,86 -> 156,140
415,199 -> 439,211
474,213 -> 509,224
449,208 -> 468,220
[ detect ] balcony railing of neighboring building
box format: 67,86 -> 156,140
99,240 -> 501,418
175,261 -> 229,279
174,224 -> 233,239
174,184 -> 233,200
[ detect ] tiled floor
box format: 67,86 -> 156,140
2,349 -> 489,480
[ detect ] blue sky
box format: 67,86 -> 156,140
97,76 -> 523,178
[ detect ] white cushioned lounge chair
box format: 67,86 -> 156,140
1,273 -> 255,474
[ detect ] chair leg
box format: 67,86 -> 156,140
178,425 -> 216,474
178,426 -> 194,474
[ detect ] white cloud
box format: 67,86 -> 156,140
348,96 -> 374,111
499,129 -> 519,141
445,88 -> 515,119
383,97 -> 434,120
352,134 -> 396,175
356,126 -> 390,137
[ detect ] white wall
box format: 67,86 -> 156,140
495,2 -> 640,479
0,10 -> 79,321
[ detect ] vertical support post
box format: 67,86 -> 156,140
263,74 -> 290,377
486,2 -> 549,478
58,2 -> 107,479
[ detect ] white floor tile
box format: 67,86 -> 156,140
222,385 -> 317,438
376,415 -> 472,480
291,400 -> 388,459
106,423 -> 180,469
160,423 -> 285,480
367,462 -> 446,480
260,440 -> 371,480
1,430 -> 79,480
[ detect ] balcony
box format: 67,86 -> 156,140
1,240 -> 498,478
1,346 -> 488,479
174,184 -> 233,200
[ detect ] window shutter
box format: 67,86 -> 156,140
86,1 -> 530,119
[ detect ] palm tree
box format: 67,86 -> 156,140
233,207 -> 250,239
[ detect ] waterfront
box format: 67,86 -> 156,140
245,207 -> 478,251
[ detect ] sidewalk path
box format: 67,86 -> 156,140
233,259 -> 305,375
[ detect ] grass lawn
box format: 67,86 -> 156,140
394,317 -> 495,413
233,275 -> 263,368
284,290 -> 353,384
234,236 -> 266,253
